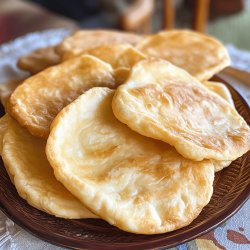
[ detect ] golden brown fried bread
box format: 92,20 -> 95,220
203,82 -> 234,171
0,115 -> 14,183
203,81 -> 234,107
81,44 -> 146,69
57,30 -> 143,60
112,59 -> 250,161
0,79 -> 23,108
212,160 -> 232,172
82,44 -> 147,84
17,46 -> 60,74
0,115 -> 9,153
46,87 -> 214,234
137,30 -> 230,81
8,55 -> 116,138
1,116 -> 97,219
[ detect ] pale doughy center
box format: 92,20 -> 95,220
46,87 -> 214,234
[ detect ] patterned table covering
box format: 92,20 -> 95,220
0,29 -> 249,250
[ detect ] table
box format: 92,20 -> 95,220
0,0 -> 77,44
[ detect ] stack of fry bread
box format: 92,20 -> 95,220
0,29 -> 249,234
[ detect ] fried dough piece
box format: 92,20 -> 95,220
0,115 -> 14,183
1,116 -> 97,219
57,30 -> 143,60
46,87 -> 214,234
82,44 -> 146,69
17,46 -> 60,74
203,81 -> 234,107
0,115 -> 9,153
8,55 -> 115,138
113,59 -> 250,161
137,30 -> 230,81
0,79 -> 23,108
212,160 -> 232,172
82,44 -> 147,84
61,44 -> 146,84
203,82 -> 234,171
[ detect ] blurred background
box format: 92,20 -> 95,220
0,0 -> 250,50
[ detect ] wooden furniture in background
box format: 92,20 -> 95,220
120,0 -> 154,34
163,0 -> 175,30
163,0 -> 211,32
185,0 -> 244,19
121,0 -> 211,33
193,0 -> 210,32
210,0 -> 244,18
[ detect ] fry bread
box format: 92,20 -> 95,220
203,81 -> 234,171
82,44 -> 146,69
112,59 -> 250,161
0,79 -> 23,108
8,55 -> 115,138
82,44 -> 146,84
57,30 -> 143,60
137,30 -> 230,81
203,81 -> 234,107
17,46 -> 60,74
46,87 -> 214,234
1,116 -> 97,219
0,115 -> 9,153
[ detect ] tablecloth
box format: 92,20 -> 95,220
0,29 -> 249,250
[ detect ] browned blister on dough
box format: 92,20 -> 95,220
9,55 -> 116,138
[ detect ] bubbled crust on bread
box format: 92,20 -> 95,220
112,59 -> 250,161
8,55 -> 116,138
46,87 -> 214,234
56,30 -> 143,60
137,30 -> 230,81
